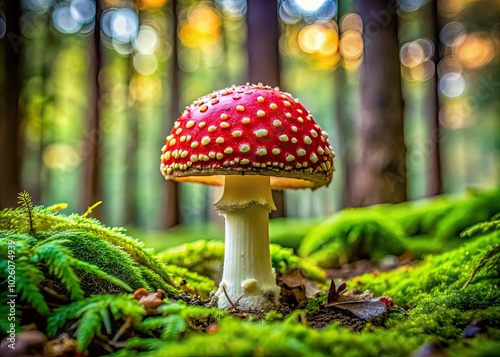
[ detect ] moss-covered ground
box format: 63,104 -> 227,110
1,190 -> 499,356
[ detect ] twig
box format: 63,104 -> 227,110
222,285 -> 238,311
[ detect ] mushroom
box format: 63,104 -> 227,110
160,83 -> 335,311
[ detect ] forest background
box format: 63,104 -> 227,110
0,0 -> 498,243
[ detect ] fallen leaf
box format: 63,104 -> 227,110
133,288 -> 167,315
281,268 -> 321,299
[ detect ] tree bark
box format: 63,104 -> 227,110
427,0 -> 443,196
246,0 -> 285,218
351,0 -> 407,206
0,0 -> 22,209
82,0 -> 103,216
160,0 -> 181,228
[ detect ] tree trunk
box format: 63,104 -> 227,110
82,0 -> 103,217
427,0 -> 443,196
161,0 -> 181,228
351,0 -> 407,206
246,0 -> 285,218
0,0 -> 22,209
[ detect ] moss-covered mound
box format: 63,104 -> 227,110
0,200 -> 178,307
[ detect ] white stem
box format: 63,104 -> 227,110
214,175 -> 280,311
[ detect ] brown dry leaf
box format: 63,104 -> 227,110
325,280 -> 393,319
280,268 -> 321,306
43,333 -> 79,357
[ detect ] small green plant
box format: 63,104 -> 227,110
47,294 -> 146,352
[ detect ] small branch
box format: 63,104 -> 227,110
222,285 -> 238,311
82,201 -> 103,218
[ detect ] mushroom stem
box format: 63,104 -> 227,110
214,175 -> 280,311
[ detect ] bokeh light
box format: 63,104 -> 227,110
51,0 -> 96,35
439,72 -> 466,98
133,25 -> 159,54
216,0 -> 246,17
400,38 -> 435,82
133,53 -> 158,76
437,56 -> 463,78
0,12 -> 6,39
453,32 -> 495,69
179,4 -> 221,50
339,13 -> 363,33
339,30 -> 363,60
110,8 -> 139,44
440,21 -> 466,47
293,0 -> 327,13
399,0 -> 430,12
298,23 -> 338,56
52,4 -> 83,34
43,143 -> 81,171
22,0 -> 55,13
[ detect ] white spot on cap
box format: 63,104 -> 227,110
291,126 -> 298,132
310,129 -> 318,138
191,141 -> 199,148
180,136 -> 186,142
257,96 -> 264,102
291,138 -> 298,144
201,136 -> 211,145
242,117 -> 251,124
254,129 -> 268,137
283,101 -> 291,107
279,134 -> 289,142
209,152 -> 216,159
241,159 -> 250,164
170,138 -> 177,146
257,110 -> 265,117
272,148 -> 281,155
285,113 -> 292,119
286,154 -> 295,162
180,150 -> 188,158
298,117 -> 304,123
176,128 -> 182,135
220,122 -> 230,128
199,122 -> 206,128
216,137 -> 224,144
273,120 -> 282,127
220,113 -> 228,120
270,103 -> 277,110
190,155 -> 198,162
303,136 -> 312,145
200,105 -> 208,112
296,148 -> 306,156
232,130 -> 242,137
317,146 -> 325,155
216,153 -> 224,160
236,105 -> 245,112
174,121 -> 181,129
239,144 -> 250,153
208,125 -> 217,132
167,167 -> 173,174
310,153 -> 318,163
256,147 -> 267,156
186,120 -> 195,128
224,147 -> 233,154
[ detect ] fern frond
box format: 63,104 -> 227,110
160,314 -> 186,340
4,257 -> 50,315
33,239 -> 84,300
463,244 -> 500,288
461,218 -> 500,238
17,191 -> 34,233
47,294 -> 146,352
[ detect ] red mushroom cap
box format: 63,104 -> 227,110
160,84 -> 335,189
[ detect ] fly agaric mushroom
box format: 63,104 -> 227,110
160,83 -> 334,311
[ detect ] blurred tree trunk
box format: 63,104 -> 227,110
351,0 -> 407,206
246,0 -> 285,218
82,0 -> 103,217
427,0 -> 443,196
160,0 -> 181,228
0,0 -> 22,209
125,62 -> 138,225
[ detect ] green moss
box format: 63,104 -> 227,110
158,240 -> 325,283
0,205 -> 178,301
350,229 -> 500,307
299,210 -> 407,268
